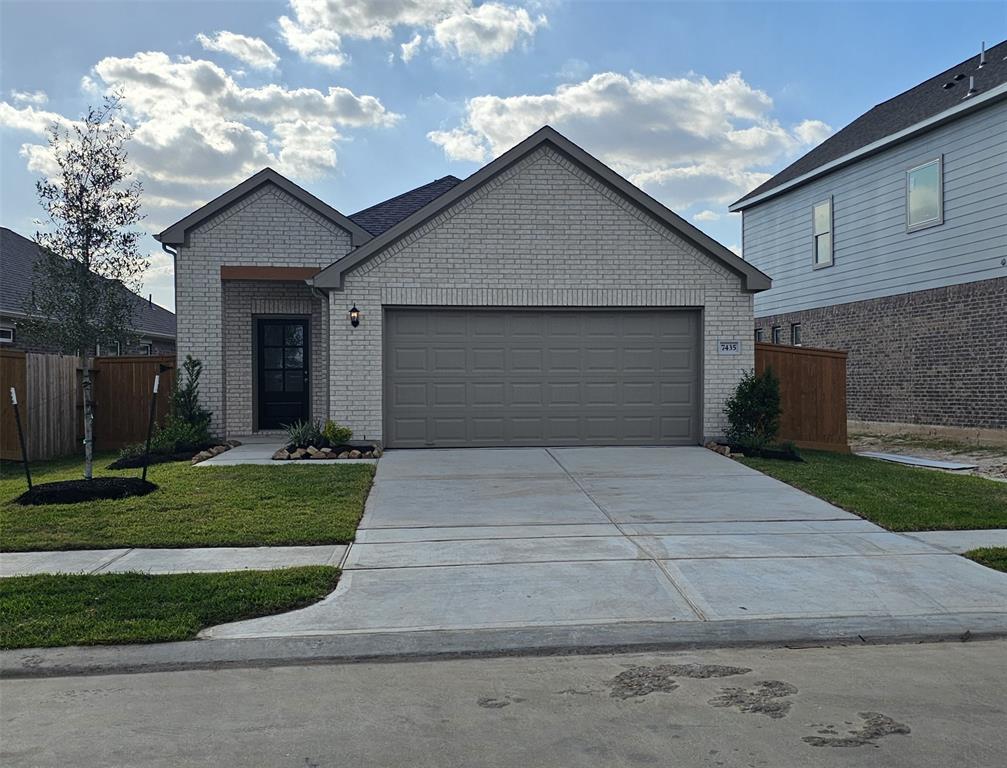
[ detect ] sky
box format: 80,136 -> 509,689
1,1 -> 1004,311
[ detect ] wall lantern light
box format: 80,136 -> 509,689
349,304 -> 360,328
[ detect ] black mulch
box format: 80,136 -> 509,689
16,477 -> 158,506
106,452 -> 196,470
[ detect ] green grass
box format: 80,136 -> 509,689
0,566 -> 340,649
739,450 -> 1007,531
0,453 -> 375,551
964,548 -> 1007,573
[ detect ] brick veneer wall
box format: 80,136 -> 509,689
175,185 -> 352,437
331,145 -> 756,443
754,277 -> 1007,430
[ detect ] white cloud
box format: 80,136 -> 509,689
692,209 -> 721,222
10,89 -> 49,106
400,33 -> 424,62
1,50 -> 399,229
427,71 -> 831,211
197,31 -> 280,70
279,0 -> 546,66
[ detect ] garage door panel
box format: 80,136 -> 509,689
385,309 -> 700,447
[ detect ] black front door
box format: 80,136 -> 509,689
257,319 -> 309,430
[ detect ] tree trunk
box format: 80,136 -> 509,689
81,358 -> 94,480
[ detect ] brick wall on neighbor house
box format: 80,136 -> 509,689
331,145 -> 756,443
174,185 -> 352,437
221,281 -> 328,436
754,276 -> 1007,430
0,317 -> 175,356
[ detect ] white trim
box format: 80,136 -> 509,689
730,83 -> 1007,212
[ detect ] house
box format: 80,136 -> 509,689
0,227 -> 176,356
731,41 -> 1007,434
158,126 -> 770,447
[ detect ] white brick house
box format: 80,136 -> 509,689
158,127 -> 770,447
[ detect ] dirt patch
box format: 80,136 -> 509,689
707,680 -> 798,719
851,432 -> 1007,483
607,664 -> 750,700
802,711 -> 911,747
16,477 -> 157,505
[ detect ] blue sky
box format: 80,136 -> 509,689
2,0 -> 1003,310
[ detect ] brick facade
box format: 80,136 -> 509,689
332,146 -> 755,443
0,316 -> 175,356
175,185 -> 352,436
755,277 -> 1006,430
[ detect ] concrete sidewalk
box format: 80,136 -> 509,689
202,447 -> 1007,641
0,545 -> 345,577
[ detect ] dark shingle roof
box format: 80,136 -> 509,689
0,227 -> 176,338
733,39 -> 1007,209
349,176 -> 462,235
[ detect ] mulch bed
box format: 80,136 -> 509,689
16,477 -> 158,506
106,452 -> 199,470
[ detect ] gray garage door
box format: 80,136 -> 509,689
384,308 -> 700,448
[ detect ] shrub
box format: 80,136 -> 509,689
322,420 -> 353,446
285,419 -> 323,448
724,368 -> 781,453
171,355 -> 212,433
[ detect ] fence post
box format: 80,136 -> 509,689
9,387 -> 32,489
141,371 -> 161,482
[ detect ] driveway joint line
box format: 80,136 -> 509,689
543,448 -> 709,621
88,549 -> 134,575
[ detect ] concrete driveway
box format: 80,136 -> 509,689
204,447 -> 1007,640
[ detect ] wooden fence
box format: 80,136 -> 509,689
755,342 -> 849,452
0,351 -> 176,461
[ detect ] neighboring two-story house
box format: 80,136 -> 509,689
0,227 -> 176,355
732,41 -> 1007,434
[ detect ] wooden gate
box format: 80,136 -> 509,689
755,343 -> 849,452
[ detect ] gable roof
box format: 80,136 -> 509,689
0,227 -> 176,339
350,176 -> 462,235
155,167 -> 373,247
732,39 -> 1007,211
313,126 -> 771,292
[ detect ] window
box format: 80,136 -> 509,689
907,157 -> 943,231
0,326 -> 13,344
754,328 -> 764,343
771,326 -> 782,344
97,341 -> 121,357
140,341 -> 153,356
791,323 -> 802,346
812,198 -> 833,268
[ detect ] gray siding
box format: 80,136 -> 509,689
743,100 -> 1007,316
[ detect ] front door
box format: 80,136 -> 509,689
257,319 -> 309,430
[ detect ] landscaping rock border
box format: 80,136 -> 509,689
272,443 -> 382,461
190,440 -> 243,465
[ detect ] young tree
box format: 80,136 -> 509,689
20,93 -> 147,479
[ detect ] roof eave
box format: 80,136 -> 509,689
313,126 -> 771,293
730,82 -> 1007,212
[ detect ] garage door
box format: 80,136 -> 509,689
384,308 -> 700,448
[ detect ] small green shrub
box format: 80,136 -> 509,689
724,368 -> 781,453
172,355 -> 212,432
285,419 -> 323,448
322,420 -> 353,445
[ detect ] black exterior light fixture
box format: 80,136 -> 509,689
349,304 -> 360,328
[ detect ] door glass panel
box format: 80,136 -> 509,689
285,324 -> 304,346
284,371 -> 304,392
264,371 -> 283,392
264,325 -> 283,346
263,347 -> 283,369
284,347 -> 304,369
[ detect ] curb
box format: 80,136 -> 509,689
4,612 -> 1006,679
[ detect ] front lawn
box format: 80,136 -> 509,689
739,450 -> 1007,531
0,453 -> 375,551
964,548 -> 1007,574
0,566 -> 339,649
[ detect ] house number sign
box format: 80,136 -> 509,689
718,340 -> 741,355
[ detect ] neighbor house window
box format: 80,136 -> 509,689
791,323 -> 802,346
771,326 -> 782,344
97,341 -> 121,357
0,326 -> 13,344
812,198 -> 833,268
754,328 -> 764,343
140,341 -> 153,356
907,157 -> 943,231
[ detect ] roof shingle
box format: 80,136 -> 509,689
349,176 -> 462,235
